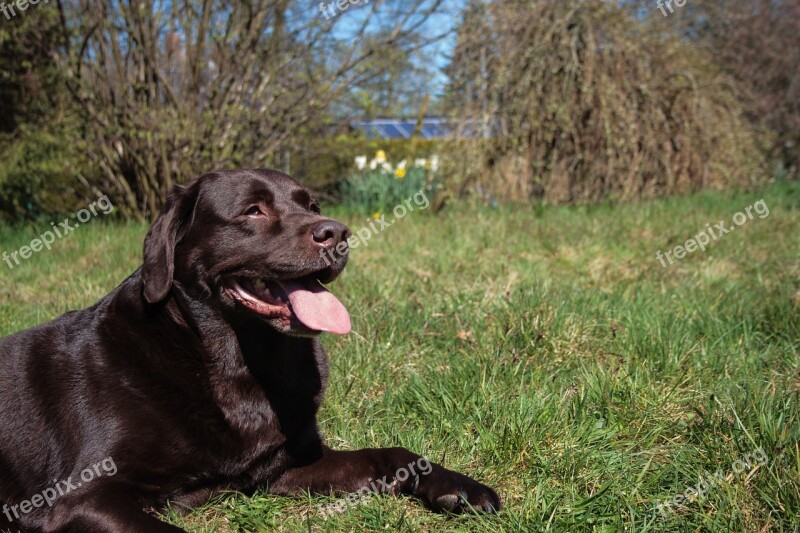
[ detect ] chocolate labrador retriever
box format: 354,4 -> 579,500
0,169 -> 500,532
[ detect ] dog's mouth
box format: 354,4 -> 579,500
224,275 -> 351,335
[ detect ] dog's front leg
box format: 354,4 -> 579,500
269,445 -> 500,515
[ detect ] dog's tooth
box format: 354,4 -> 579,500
254,279 -> 266,291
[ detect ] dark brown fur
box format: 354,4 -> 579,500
0,169 -> 500,532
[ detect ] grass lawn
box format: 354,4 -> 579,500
1,181 -> 799,531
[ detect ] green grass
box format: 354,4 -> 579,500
1,181 -> 799,531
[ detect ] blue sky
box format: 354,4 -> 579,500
328,0 -> 464,95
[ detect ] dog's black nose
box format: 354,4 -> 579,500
312,220 -> 351,249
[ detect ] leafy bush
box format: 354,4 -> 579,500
0,121 -> 93,223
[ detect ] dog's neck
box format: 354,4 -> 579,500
157,278 -> 328,438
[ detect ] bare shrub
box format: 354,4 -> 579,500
445,0 -> 766,204
55,0 -> 447,219
684,0 -> 800,178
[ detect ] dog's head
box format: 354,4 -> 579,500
141,169 -> 352,336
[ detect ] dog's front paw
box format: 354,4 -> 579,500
419,468 -> 501,514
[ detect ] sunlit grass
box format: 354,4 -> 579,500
1,181 -> 799,531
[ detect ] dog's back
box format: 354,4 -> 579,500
0,312 -> 87,528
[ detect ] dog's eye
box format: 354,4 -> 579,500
310,202 -> 321,214
244,205 -> 266,218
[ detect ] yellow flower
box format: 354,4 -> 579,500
372,212 -> 382,220
395,167 -> 406,179
375,150 -> 387,163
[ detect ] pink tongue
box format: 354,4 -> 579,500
278,280 -> 351,335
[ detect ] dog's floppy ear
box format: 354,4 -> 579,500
142,181 -> 200,304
